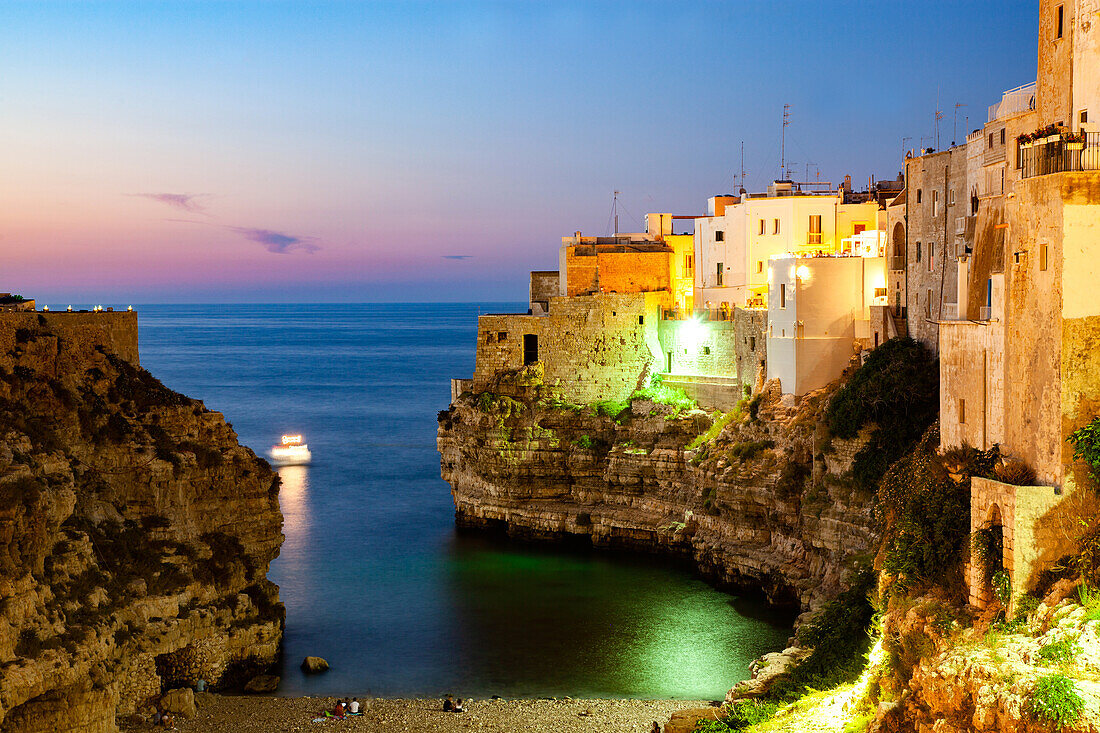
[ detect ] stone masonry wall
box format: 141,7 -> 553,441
472,292 -> 670,404
0,311 -> 139,366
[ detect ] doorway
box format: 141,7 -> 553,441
523,334 -> 539,366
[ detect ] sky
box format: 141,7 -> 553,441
1,1 -> 1040,303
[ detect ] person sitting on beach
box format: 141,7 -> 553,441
334,700 -> 345,717
349,698 -> 360,714
160,712 -> 174,728
454,698 -> 465,713
442,696 -> 454,712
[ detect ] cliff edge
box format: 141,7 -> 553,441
0,314 -> 284,732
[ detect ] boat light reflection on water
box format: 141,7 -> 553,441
277,465 -> 310,559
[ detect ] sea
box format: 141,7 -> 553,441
135,303 -> 792,700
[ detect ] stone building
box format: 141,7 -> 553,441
930,0 -> 1100,610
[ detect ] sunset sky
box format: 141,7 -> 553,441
2,1 -> 1038,303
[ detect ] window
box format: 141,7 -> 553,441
1040,243 -> 1049,271
932,190 -> 939,217
773,218 -> 780,234
749,336 -> 756,351
916,189 -> 922,204
703,346 -> 711,355
916,241 -> 922,263
483,330 -> 493,343
758,219 -> 766,235
808,214 -> 823,245
1056,4 -> 1064,39
684,254 -> 694,274
638,315 -> 644,325
715,230 -> 725,242
523,334 -> 538,365
853,223 -> 866,235
959,398 -> 966,425
1082,110 -> 1089,124
716,262 -> 724,287
925,288 -> 933,319
949,190 -> 955,206
498,331 -> 507,341
929,243 -> 935,273
1000,128 -> 1006,145
989,132 -> 995,149
757,260 -> 764,274
780,283 -> 787,308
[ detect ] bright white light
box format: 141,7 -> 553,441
796,265 -> 811,280
684,317 -> 707,350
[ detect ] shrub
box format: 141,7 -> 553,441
687,409 -> 740,450
995,459 -> 1036,486
1027,674 -> 1084,729
972,523 -> 1005,584
573,435 -> 595,450
1068,416 -> 1100,485
767,568 -> 877,702
992,570 -> 1012,607
826,338 -> 938,491
879,428 -> 971,594
729,439 -> 775,461
1014,593 -> 1042,620
630,384 -> 696,413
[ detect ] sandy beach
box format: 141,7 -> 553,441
143,695 -> 712,733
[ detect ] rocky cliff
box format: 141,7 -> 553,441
0,316 -> 283,732
437,366 -> 878,613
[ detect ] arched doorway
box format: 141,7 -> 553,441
974,504 -> 1006,606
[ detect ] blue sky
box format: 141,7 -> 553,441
0,1 -> 1038,302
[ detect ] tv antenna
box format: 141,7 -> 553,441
934,88 -> 943,149
740,141 -> 745,193
612,190 -> 620,235
781,104 -> 791,180
902,136 -> 912,159
953,103 -> 967,146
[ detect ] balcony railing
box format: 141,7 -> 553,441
889,256 -> 906,271
979,306 -> 992,321
988,82 -> 1036,123
1020,133 -> 1100,178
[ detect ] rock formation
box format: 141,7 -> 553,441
0,316 -> 284,731
437,366 -> 878,613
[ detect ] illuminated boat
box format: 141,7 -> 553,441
268,434 -> 311,466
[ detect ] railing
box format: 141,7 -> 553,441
988,82 -> 1036,122
662,308 -> 751,322
889,256 -> 906,271
979,306 -> 992,321
943,303 -> 958,321
1020,133 -> 1100,178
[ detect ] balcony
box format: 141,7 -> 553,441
988,82 -> 1036,123
943,302 -> 959,321
889,256 -> 906,271
1021,133 -> 1100,178
979,306 -> 992,321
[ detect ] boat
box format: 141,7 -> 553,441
268,434 -> 311,466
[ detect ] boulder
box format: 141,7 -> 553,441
244,675 -> 280,693
301,656 -> 330,674
160,688 -> 197,719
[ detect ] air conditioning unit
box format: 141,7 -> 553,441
955,217 -> 966,235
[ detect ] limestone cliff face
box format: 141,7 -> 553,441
437,370 -> 877,612
0,316 -> 283,732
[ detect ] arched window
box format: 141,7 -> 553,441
892,222 -> 905,257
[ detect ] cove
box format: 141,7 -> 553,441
137,303 -> 793,700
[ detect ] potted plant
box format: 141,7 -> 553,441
1063,130 -> 1086,150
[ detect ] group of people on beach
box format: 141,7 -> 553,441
326,698 -> 361,717
442,695 -> 467,713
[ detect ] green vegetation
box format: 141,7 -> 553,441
729,440 -> 775,461
1038,637 -> 1082,665
693,700 -> 781,732
1014,593 -> 1042,620
878,432 -> 998,595
971,523 -> 1005,584
1068,416 -> 1100,485
994,459 -> 1036,487
629,382 -> 696,413
991,570 -> 1012,607
592,399 -> 630,423
573,435 -> 595,450
1027,674 -> 1084,729
826,338 -> 939,492
768,568 -> 877,702
1078,584 -> 1100,621
687,409 -> 740,450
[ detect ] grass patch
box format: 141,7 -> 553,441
591,399 -> 630,423
729,440 -> 775,461
630,383 -> 696,413
1038,637 -> 1082,665
573,435 -> 595,450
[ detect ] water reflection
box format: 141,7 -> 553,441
278,464 -> 311,559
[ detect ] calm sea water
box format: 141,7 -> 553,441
136,303 -> 791,700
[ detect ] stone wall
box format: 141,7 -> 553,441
904,147 -> 968,351
561,246 -> 671,297
733,308 -> 768,394
939,319 -> 1005,452
969,477 -> 1062,613
472,292 -> 670,404
529,271 -> 559,314
0,311 -> 139,366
